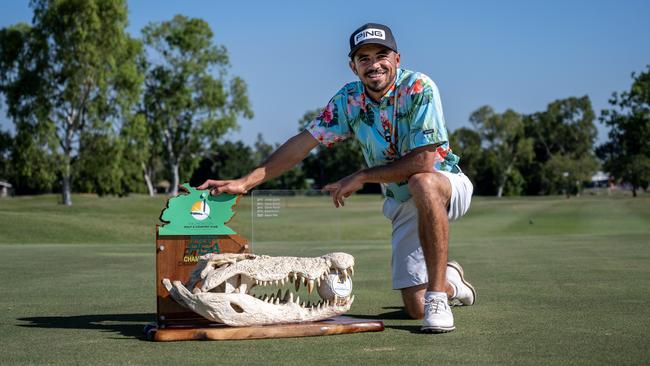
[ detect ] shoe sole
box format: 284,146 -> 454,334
447,260 -> 476,306
421,325 -> 456,333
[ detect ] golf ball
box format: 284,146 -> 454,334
317,273 -> 353,300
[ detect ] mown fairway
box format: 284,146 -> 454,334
0,193 -> 648,365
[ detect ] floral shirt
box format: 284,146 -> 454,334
306,68 -> 460,202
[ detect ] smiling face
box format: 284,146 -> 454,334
349,44 -> 401,101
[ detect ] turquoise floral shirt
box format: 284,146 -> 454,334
306,68 -> 460,202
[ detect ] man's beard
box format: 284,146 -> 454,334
365,80 -> 388,92
363,68 -> 393,94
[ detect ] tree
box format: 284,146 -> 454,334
141,15 -> 252,196
119,113 -> 154,196
523,96 -> 599,195
597,66 -> 650,196
253,133 -> 308,190
449,127 -> 482,186
9,121 -> 58,194
73,131 -> 124,195
0,0 -> 142,204
0,129 -> 11,180
253,133 -> 274,167
298,108 -> 373,191
470,106 -> 533,197
190,140 -> 256,187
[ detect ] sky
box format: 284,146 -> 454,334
1,0 -> 649,146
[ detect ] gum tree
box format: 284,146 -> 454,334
598,66 -> 650,196
0,0 -> 141,204
469,106 -> 533,197
141,15 -> 252,196
523,96 -> 598,196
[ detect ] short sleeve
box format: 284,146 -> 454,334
407,76 -> 448,150
305,89 -> 352,148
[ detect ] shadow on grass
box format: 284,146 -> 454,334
348,306 -> 422,333
19,309 -> 426,337
17,313 -> 155,340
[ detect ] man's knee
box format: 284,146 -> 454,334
408,172 -> 451,205
401,284 -> 426,319
404,302 -> 424,319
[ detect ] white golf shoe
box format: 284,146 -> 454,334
421,294 -> 455,333
447,260 -> 476,306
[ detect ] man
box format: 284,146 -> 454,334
199,23 -> 476,333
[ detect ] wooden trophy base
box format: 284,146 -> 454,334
149,316 -> 384,342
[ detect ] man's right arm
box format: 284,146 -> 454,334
198,130 -> 319,195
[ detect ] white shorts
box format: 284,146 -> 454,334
382,171 -> 473,289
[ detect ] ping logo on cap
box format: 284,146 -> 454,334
354,28 -> 386,45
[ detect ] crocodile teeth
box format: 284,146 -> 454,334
284,290 -> 292,303
349,266 -> 354,276
307,280 -> 314,294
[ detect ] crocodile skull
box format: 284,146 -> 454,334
162,252 -> 355,326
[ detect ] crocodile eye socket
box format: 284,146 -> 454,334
213,263 -> 230,270
229,303 -> 244,313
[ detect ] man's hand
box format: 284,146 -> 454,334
198,179 -> 249,196
322,171 -> 366,208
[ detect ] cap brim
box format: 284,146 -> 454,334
348,42 -> 397,58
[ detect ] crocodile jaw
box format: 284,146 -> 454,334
162,252 -> 355,326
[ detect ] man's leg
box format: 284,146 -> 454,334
408,172 -> 452,294
402,172 -> 456,331
391,171 -> 475,325
400,283 -> 453,319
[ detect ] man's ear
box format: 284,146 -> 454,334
349,60 -> 358,76
395,52 -> 401,68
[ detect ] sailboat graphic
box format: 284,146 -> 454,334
190,199 -> 211,221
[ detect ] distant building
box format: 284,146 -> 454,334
0,180 -> 12,197
590,171 -> 609,188
156,180 -> 170,194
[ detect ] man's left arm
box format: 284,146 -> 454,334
323,144 -> 441,207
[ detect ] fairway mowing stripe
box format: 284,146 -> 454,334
363,347 -> 396,352
452,232 -> 650,242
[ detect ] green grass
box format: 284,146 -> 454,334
0,193 -> 649,365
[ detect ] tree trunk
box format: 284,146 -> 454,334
497,165 -> 513,198
62,175 -> 72,206
169,161 -> 180,196
61,125 -> 74,206
142,162 -> 155,197
61,154 -> 72,206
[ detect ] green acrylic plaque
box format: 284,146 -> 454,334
158,183 -> 240,236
